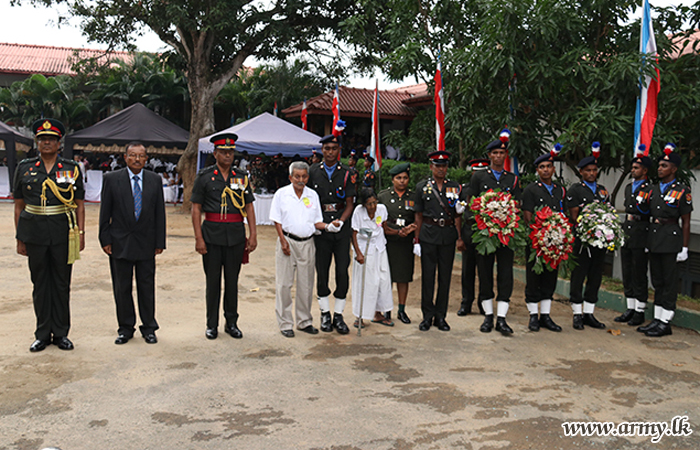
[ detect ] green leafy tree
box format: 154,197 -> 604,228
15,0 -> 357,206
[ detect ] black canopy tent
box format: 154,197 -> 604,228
64,103 -> 189,158
1,121 -> 34,188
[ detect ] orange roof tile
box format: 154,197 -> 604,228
0,42 -> 131,76
282,85 -> 422,120
668,30 -> 700,59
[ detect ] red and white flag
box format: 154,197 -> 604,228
370,79 -> 382,171
273,101 -> 278,117
434,59 -> 446,152
634,0 -> 659,156
301,99 -> 308,130
332,83 -> 341,136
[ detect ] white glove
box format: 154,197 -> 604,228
326,222 -> 340,233
413,243 -> 422,257
677,247 -> 689,262
455,201 -> 466,215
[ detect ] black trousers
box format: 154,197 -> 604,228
314,229 -> 351,299
25,242 -> 72,341
621,246 -> 649,302
524,247 -> 559,303
461,242 -> 478,306
569,242 -> 606,304
649,252 -> 679,311
477,246 -> 514,302
203,242 -> 245,329
420,242 -> 455,321
109,256 -> 159,337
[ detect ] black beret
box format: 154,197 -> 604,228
577,155 -> 598,169
319,135 -> 340,145
389,162 -> 410,176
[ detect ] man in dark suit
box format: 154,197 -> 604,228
99,142 -> 166,345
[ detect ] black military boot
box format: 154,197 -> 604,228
528,314 -> 540,332
224,321 -> 243,339
645,321 -> 672,337
637,319 -> 660,333
320,311 -> 333,332
614,309 -> 635,323
495,317 -> 513,335
573,314 -> 584,330
539,314 -> 562,332
457,299 -> 473,316
627,311 -> 646,326
583,313 -> 606,329
333,313 -> 349,335
480,314 -> 494,333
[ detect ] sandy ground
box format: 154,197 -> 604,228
1,202 -> 699,450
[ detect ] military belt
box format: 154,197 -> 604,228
283,231 -> 314,242
653,218 -> 677,225
322,202 -> 345,213
25,204 -> 73,215
626,214 -> 648,222
425,216 -> 454,227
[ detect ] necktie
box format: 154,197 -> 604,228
133,175 -> 142,220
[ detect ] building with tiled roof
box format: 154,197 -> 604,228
282,84 -> 430,150
0,42 -> 131,87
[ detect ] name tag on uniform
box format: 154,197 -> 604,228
396,218 -> 406,227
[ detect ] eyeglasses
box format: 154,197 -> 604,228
126,154 -> 148,160
36,137 -> 59,143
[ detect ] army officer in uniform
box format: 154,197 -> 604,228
191,133 -> 257,340
414,151 -> 462,332
14,119 -> 85,352
308,135 -> 356,334
378,163 -> 417,324
638,144 -> 692,337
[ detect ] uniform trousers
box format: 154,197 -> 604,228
275,237 -> 315,331
203,241 -> 245,329
109,256 -> 159,337
524,247 -> 559,303
649,252 -> 679,311
569,241 -> 606,304
26,242 -> 72,341
477,246 -> 514,302
314,229 -> 351,299
461,242 -> 478,306
420,242 -> 455,321
621,246 -> 649,302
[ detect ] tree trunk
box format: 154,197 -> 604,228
177,74 -> 219,212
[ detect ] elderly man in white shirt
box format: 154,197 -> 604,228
270,161 -> 339,337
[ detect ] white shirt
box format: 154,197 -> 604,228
127,167 -> 143,194
351,203 -> 387,255
270,184 -> 323,238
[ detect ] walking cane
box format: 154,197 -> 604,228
357,227 -> 373,336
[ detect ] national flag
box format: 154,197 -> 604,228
370,79 -> 382,171
332,83 -> 341,137
634,0 -> 660,156
434,58 -> 446,152
273,101 -> 278,117
301,99 -> 308,130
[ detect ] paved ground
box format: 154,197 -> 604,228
1,202 -> 699,450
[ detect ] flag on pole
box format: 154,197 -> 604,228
434,58 -> 446,152
301,99 -> 308,130
273,101 -> 278,117
370,80 -> 382,171
332,83 -> 341,137
634,0 -> 660,156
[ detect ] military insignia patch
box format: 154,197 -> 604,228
687,193 -> 692,203
42,120 -> 52,130
350,173 -> 357,184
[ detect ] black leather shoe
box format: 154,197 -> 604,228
418,319 -> 431,331
573,314 -> 584,330
434,318 -> 451,331
397,311 -> 411,324
281,329 -> 295,338
637,319 -> 660,333
480,314 -> 494,333
225,324 -> 243,339
539,314 -> 562,332
645,321 -> 672,337
115,335 -> 131,345
53,336 -> 74,350
583,313 -> 606,329
495,317 -> 513,335
205,328 -> 218,340
299,325 -> 319,335
29,339 -> 49,352
627,311 -> 645,326
143,334 -> 158,344
528,314 -> 540,332
614,309 -> 635,323
320,312 -> 333,332
332,313 -> 349,335
457,300 -> 473,316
